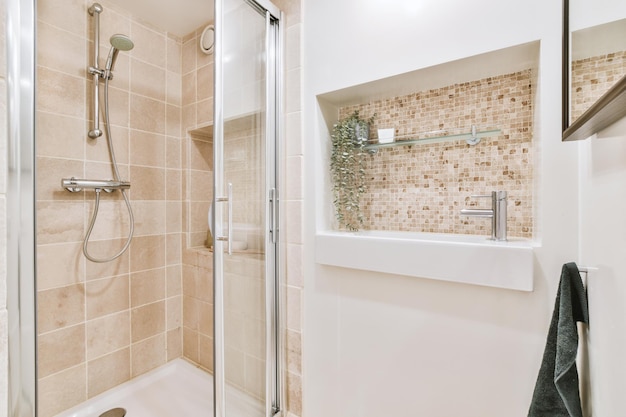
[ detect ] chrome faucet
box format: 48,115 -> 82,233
460,191 -> 508,241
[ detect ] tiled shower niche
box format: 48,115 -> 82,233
320,42 -> 539,239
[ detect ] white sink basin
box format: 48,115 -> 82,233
315,230 -> 536,291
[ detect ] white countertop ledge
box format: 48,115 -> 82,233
315,231 -> 536,292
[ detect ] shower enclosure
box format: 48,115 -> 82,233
6,0 -> 283,415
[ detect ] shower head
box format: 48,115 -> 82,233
110,34 -> 134,51
105,34 -> 134,73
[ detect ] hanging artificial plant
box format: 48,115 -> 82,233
330,111 -> 375,231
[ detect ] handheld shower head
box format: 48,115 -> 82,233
105,34 -> 134,73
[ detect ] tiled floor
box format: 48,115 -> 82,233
54,359 -> 264,417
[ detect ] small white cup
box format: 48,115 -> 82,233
377,128 -> 395,144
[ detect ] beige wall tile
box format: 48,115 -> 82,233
36,157 -> 84,201
166,233 -> 182,265
130,59 -> 166,102
36,112 -> 85,160
167,328 -> 182,361
38,324 -> 85,378
130,22 -> 166,68
189,169 -> 211,201
167,296 -> 182,330
167,169 -> 183,201
98,5 -> 131,53
129,130 -> 166,167
166,137 -> 182,169
131,333 -> 166,377
167,104 -> 182,137
196,98 -> 213,126
85,275 -> 129,320
131,301 -> 165,342
132,200 -> 166,237
182,103 -> 197,129
37,67 -> 85,119
285,156 -> 303,200
130,235 -> 166,272
37,284 -> 85,334
130,94 -> 165,134
130,165 -> 165,200
84,200 -> 132,241
167,265 -> 182,297
88,348 -> 130,397
197,64 -> 213,101
86,311 -> 130,360
84,161 -> 130,188
285,68 -> 301,114
182,38 -> 196,75
37,0 -> 85,37
166,201 -> 182,237
285,111 -> 302,157
131,268 -> 166,307
198,301 -> 213,336
286,286 -> 301,332
183,295 -> 199,331
285,24 -> 301,72
101,86 -> 130,128
37,201 -> 85,245
286,372 -> 302,416
38,364 -> 86,417
182,72 -> 197,106
37,21 -> 85,78
85,238 -> 130,280
197,334 -> 213,371
167,72 -> 182,107
167,37 -> 182,74
286,244 -> 303,288
286,330 -> 302,375
37,242 -> 84,290
182,327 -> 199,363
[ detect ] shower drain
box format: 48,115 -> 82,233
99,408 -> 126,417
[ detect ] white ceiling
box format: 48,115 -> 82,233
106,0 -> 214,37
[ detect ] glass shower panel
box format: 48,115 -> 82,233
215,0 -> 272,416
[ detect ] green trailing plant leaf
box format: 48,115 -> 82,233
330,110 -> 375,231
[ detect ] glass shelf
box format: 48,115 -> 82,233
362,127 -> 502,154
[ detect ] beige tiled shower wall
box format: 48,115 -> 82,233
571,51 -> 626,120
339,69 -> 534,239
35,1 -> 184,416
0,0 -> 9,413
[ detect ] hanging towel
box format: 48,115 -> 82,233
528,262 -> 589,417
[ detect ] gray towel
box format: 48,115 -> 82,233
528,262 -> 589,417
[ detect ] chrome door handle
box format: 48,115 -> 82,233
216,183 -> 232,254
269,188 -> 278,244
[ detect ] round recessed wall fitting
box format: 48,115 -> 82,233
200,25 -> 215,55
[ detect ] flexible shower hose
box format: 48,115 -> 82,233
83,74 -> 135,263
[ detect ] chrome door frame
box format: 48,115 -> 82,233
212,0 -> 283,416
6,0 -> 38,416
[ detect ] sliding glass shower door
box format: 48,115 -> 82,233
213,0 -> 281,416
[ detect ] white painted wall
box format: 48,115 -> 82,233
302,0 -> 585,416
574,3 -> 626,417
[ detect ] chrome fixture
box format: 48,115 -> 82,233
62,177 -> 131,193
466,125 -> 480,145
87,3 -> 103,138
64,3 -> 135,263
87,2 -> 134,138
460,191 -> 508,241
105,34 -> 134,75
